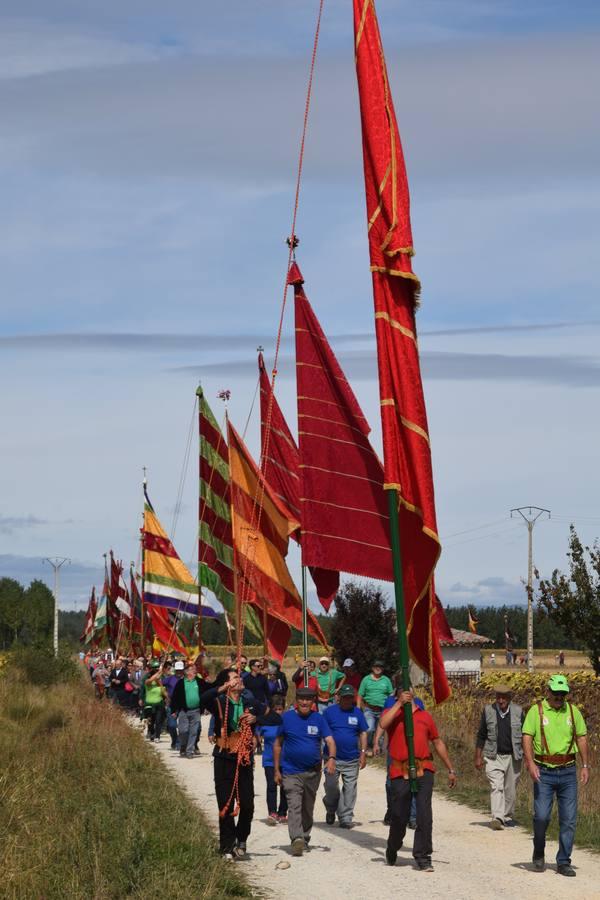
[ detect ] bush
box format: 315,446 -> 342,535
11,642 -> 79,686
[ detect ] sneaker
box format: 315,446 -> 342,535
277,815 -> 288,823
557,864 -> 576,877
490,818 -> 504,830
385,846 -> 397,866
179,751 -> 186,758
408,818 -> 417,830
532,855 -> 545,872
383,811 -> 392,826
291,838 -> 305,857
185,753 -> 194,759
417,858 -> 434,872
339,821 -> 353,829
325,811 -> 335,825
221,852 -> 234,861
266,813 -> 278,826
233,842 -> 246,860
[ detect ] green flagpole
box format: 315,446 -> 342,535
387,488 -> 418,794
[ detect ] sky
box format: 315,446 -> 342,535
1,0 -> 600,617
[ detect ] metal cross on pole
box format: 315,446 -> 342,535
510,507 -> 550,672
43,557 -> 71,656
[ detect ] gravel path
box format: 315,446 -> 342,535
150,728 -> 600,899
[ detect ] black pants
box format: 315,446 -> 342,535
264,765 -> 288,816
388,770 -> 434,862
146,703 -> 165,740
214,755 -> 255,853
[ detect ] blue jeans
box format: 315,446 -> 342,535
533,766 -> 577,865
363,707 -> 382,749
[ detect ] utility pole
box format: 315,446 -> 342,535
43,557 -> 71,656
510,507 -> 550,672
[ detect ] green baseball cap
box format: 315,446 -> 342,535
149,659 -> 161,669
339,684 -> 356,697
548,674 -> 570,693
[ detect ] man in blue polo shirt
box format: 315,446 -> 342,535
274,687 -> 336,856
323,683 -> 368,828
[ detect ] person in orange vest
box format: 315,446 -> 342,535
522,675 -> 590,877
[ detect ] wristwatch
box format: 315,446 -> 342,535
448,769 -> 457,775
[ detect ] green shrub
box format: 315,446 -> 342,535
11,642 -> 78,685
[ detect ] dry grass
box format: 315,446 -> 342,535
0,667 -> 251,900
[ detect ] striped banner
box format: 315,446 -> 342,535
143,489 -> 218,618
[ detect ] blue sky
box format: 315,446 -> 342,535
1,1 -> 600,617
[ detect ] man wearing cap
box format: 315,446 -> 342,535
164,659 -> 185,750
322,684 -> 368,828
474,684 -> 525,830
522,674 -> 590,876
315,657 -> 345,713
341,659 -> 361,695
273,687 -> 337,856
358,660 -> 394,752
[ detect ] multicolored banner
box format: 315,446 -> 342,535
143,489 -> 218,619
228,419 -> 327,659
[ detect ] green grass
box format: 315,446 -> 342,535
0,668 -> 252,899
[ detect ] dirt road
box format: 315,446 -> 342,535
151,730 -> 600,899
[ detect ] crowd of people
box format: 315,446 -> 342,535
85,651 -> 590,876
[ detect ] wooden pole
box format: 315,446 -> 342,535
387,488 -> 418,793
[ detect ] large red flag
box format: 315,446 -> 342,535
293,263 -> 393,609
354,0 -> 449,701
259,352 -> 302,525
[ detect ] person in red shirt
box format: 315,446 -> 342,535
341,658 -> 362,696
380,689 -> 457,872
291,659 -> 318,694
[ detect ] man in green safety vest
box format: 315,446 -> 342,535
522,674 -> 590,877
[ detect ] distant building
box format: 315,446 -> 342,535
440,628 -> 493,684
410,627 -> 494,688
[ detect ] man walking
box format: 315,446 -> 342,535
474,683 -> 524,830
323,684 -> 368,828
358,660 -> 393,752
315,657 -> 345,713
274,687 -> 336,856
202,669 -> 281,859
171,661 -> 209,759
522,674 -> 590,876
381,688 -> 457,872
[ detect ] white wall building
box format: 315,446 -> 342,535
410,627 -> 493,687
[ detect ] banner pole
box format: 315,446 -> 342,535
301,564 -> 309,687
387,488 -> 418,793
196,386 -> 203,660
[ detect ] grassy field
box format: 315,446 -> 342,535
429,672 -> 600,852
0,657 -> 251,900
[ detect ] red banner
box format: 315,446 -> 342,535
354,0 -> 448,701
